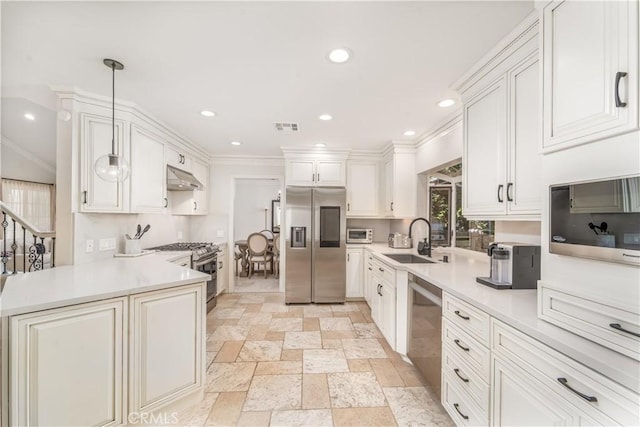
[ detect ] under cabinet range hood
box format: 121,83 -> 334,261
167,165 -> 204,191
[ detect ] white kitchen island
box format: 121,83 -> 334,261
0,254 -> 210,427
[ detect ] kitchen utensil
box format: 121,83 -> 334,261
134,224 -> 142,239
138,224 -> 151,239
125,234 -> 133,240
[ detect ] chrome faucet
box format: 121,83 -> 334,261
408,217 -> 431,257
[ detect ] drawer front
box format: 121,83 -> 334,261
443,342 -> 490,414
442,371 -> 488,427
443,292 -> 490,343
443,319 -> 490,381
372,257 -> 395,285
539,283 -> 640,360
492,318 -> 640,426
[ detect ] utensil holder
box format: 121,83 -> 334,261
125,239 -> 142,254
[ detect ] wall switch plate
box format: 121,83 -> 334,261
86,239 -> 94,253
177,231 -> 183,239
99,237 -> 116,251
216,230 -> 224,238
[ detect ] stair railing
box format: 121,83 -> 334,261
0,200 -> 56,276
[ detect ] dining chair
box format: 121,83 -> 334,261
247,233 -> 273,279
234,246 -> 243,276
260,229 -> 274,240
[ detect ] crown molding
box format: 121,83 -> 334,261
415,112 -> 463,149
53,86 -> 211,160
280,146 -> 351,159
210,155 -> 284,167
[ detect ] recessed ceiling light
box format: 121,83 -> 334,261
403,130 -> 416,136
315,143 -> 326,148
24,113 -> 35,121
318,114 -> 332,121
230,141 -> 241,146
328,48 -> 351,64
437,99 -> 456,108
200,110 -> 216,117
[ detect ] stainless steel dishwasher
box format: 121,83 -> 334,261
407,274 -> 443,399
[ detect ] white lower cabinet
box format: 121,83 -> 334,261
346,248 -> 364,298
129,283 -> 204,414
370,257 -> 396,348
364,251 -> 374,306
10,298 -> 126,427
217,246 -> 228,295
491,318 -> 639,426
8,282 -> 206,427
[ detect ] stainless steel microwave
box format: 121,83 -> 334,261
549,176 -> 640,266
347,228 -> 373,244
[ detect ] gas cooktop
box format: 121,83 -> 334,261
148,242 -> 219,260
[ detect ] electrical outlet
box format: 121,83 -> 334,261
99,237 -> 117,251
216,230 -> 224,238
177,231 -> 183,239
86,239 -> 94,253
624,233 -> 640,245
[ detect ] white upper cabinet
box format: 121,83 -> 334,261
286,159 -> 346,187
80,113 -> 129,213
463,78 -> 508,217
166,144 -> 192,172
456,14 -> 541,220
172,159 -> 209,216
130,125 -> 167,213
383,145 -> 416,218
542,0 -> 639,152
346,160 -> 379,217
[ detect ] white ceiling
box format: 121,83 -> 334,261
1,1 -> 534,157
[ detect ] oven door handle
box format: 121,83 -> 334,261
193,257 -> 217,268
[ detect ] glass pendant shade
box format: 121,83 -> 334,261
95,153 -> 130,182
95,58 -> 129,183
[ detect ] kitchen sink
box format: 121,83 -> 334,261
383,254 -> 436,264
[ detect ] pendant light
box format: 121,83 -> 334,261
94,58 -> 130,182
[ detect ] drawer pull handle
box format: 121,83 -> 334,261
453,403 -> 469,420
379,267 -> 384,272
454,310 -> 470,320
557,378 -> 597,403
609,323 -> 640,338
368,267 -> 373,271
454,339 -> 470,352
454,368 -> 469,383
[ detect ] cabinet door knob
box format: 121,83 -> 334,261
379,267 -> 384,272
164,197 -> 168,208
347,203 -> 350,211
615,71 -> 628,108
557,378 -> 597,403
83,190 -> 87,204
506,183 -> 513,202
390,202 -> 394,211
497,184 -> 504,203
194,201 -> 197,211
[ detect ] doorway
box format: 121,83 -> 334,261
231,177 -> 282,293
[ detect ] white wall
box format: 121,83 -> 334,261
190,157 -> 284,243
1,139 -> 56,184
415,122 -> 463,175
73,209 -> 191,264
494,221 -> 541,245
233,178 -> 280,241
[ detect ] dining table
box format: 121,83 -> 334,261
235,239 -> 274,277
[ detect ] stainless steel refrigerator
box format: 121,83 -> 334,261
285,187 -> 346,303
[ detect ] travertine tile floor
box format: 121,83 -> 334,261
176,292 -> 453,426
233,277 -> 280,293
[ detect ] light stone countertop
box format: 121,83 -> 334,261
348,243 -> 639,394
0,253 -> 210,317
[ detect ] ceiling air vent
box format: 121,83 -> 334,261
275,122 -> 299,132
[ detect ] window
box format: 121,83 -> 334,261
428,163 -> 494,253
1,179 -> 55,233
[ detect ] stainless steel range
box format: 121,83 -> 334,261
149,242 -> 219,312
